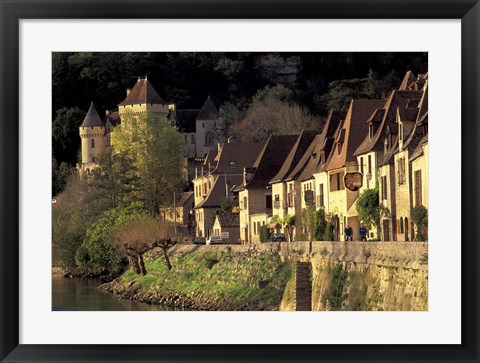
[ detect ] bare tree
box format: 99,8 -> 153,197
112,218 -> 177,274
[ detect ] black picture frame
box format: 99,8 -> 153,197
1,1 -> 479,362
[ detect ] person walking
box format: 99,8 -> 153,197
344,224 -> 353,241
359,222 -> 368,241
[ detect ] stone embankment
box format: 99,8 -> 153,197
99,241 -> 428,311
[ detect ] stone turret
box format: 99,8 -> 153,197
78,102 -> 106,176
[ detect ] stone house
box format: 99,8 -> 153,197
326,99 -> 385,241
236,134 -> 298,244
212,213 -> 241,244
310,110 -> 347,218
378,74 -> 428,241
269,131 -> 317,240
193,141 -> 263,238
354,74 -> 424,239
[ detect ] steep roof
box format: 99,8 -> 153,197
105,110 -> 121,127
81,102 -> 104,127
269,130 -> 318,184
243,134 -> 298,189
327,99 -> 385,171
177,191 -> 194,207
173,109 -> 200,133
410,134 -> 428,162
292,110 -> 347,180
118,78 -> 167,106
196,174 -> 244,208
216,213 -> 240,227
212,142 -> 263,175
399,70 -> 416,90
197,96 -> 219,120
353,90 -> 423,156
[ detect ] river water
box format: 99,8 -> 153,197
52,275 -> 171,311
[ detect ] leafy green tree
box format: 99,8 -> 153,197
75,202 -> 151,276
324,221 -> 335,241
52,156 -> 74,196
283,214 -> 296,242
312,208 -> 328,241
411,205 -> 428,241
356,188 -> 382,231
259,225 -> 269,243
112,112 -> 187,214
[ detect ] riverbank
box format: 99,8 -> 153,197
99,244 -> 292,311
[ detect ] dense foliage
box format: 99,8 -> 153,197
356,187 -> 381,229
75,202 -> 151,276
411,205 -> 428,241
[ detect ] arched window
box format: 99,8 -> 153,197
400,217 -> 404,234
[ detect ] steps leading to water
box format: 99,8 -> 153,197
294,262 -> 312,311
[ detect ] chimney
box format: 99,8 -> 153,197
126,89 -> 131,96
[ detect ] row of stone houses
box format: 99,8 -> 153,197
191,71 -> 428,243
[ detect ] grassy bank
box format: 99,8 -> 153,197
101,246 -> 292,310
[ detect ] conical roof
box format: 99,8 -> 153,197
197,96 -> 219,120
118,77 -> 167,106
81,102 -> 104,127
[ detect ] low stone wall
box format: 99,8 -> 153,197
173,241 -> 428,270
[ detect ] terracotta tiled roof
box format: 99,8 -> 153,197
118,78 -> 167,106
269,130 -> 318,184
197,96 -> 219,120
243,134 -> 299,189
212,142 -> 263,175
196,174 -> 244,208
327,99 -> 385,171
216,213 -> 240,227
81,102 -> 104,127
353,90 -> 422,156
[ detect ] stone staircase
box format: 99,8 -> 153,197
294,262 -> 312,311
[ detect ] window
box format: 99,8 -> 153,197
400,217 -> 404,234
184,134 -> 187,141
397,157 -> 406,184
414,170 -> 422,206
381,176 -> 388,200
369,124 -> 374,139
265,195 -> 272,209
191,134 -> 195,144
91,139 -> 95,148
243,196 -> 247,210
368,155 -> 372,174
405,217 -> 409,240
254,222 -> 257,235
330,172 -> 345,192
202,122 -> 205,128
205,132 -> 214,146
229,161 -> 236,167
318,184 -> 324,207
360,157 -> 364,175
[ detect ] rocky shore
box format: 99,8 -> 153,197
99,279 -> 277,311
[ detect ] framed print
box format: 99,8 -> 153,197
1,0 -> 479,362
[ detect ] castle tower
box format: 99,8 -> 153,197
78,102 -> 106,176
117,77 -> 172,123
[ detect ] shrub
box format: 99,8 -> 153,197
75,202 -> 151,276
411,205 -> 428,241
324,221 -> 335,241
259,225 -> 268,242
